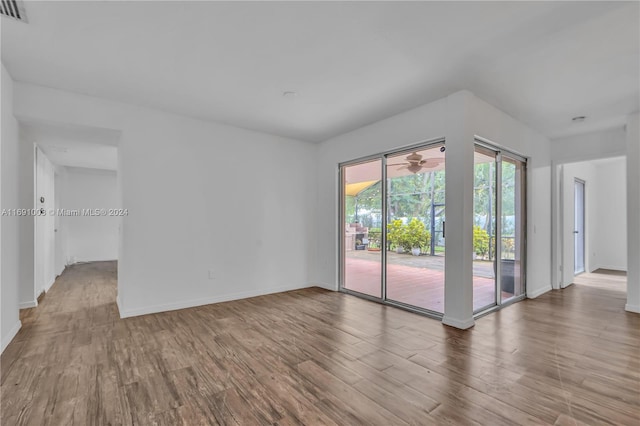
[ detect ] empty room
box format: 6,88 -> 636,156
1,1 -> 639,425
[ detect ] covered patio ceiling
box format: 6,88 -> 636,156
345,145 -> 496,196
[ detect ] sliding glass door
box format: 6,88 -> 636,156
340,140 -> 525,318
501,155 -> 526,302
340,141 -> 446,316
473,143 -> 527,312
473,146 -> 497,311
341,159 -> 382,299
386,144 -> 446,314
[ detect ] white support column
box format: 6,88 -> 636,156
626,113 -> 640,313
443,91 -> 475,329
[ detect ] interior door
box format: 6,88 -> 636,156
574,179 -> 585,274
35,147 -> 45,295
35,147 -> 57,296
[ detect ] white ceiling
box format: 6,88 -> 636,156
23,121 -> 119,171
2,1 -> 638,143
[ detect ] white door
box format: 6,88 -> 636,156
574,179 -> 585,274
35,147 -> 45,295
35,147 -> 57,295
54,171 -> 65,276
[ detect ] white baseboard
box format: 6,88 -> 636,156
442,315 -> 475,330
116,294 -> 123,317
313,282 -> 339,291
19,300 -> 37,309
72,258 -> 117,265
625,304 -> 640,314
1,320 -> 22,353
596,265 -> 627,272
527,285 -> 552,299
44,276 -> 56,292
118,284 -> 312,318
56,265 -> 66,277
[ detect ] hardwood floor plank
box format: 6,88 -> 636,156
295,360 -> 408,425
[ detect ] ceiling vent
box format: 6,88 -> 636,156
0,0 -> 26,22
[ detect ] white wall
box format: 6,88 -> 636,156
54,167 -> 68,276
551,127 -> 627,164
15,125 -> 35,306
442,91 -> 476,329
35,147 -> 56,294
595,158 -> 627,271
626,113 -> 639,313
1,67 -> 3,349
13,82 -> 318,317
1,64 -> 22,353
60,167 -> 119,263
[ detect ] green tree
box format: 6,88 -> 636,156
388,171 -> 445,220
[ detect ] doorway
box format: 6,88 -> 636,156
574,179 -> 586,275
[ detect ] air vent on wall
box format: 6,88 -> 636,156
0,0 -> 26,22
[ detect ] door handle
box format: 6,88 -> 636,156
573,231 -> 579,234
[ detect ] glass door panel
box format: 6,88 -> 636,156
342,159 -> 382,298
501,156 -> 526,302
386,144 -> 445,313
473,146 -> 497,312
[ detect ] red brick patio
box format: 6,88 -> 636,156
344,256 -> 510,312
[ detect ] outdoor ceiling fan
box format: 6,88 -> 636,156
389,152 -> 444,174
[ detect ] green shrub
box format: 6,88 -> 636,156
402,218 -> 431,252
473,226 -> 490,258
386,220 -> 404,249
387,219 -> 432,253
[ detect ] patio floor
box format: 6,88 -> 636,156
344,251 -> 512,312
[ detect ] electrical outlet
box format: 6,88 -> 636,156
208,269 -> 216,280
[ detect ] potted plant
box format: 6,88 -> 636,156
403,218 -> 430,256
367,228 -> 381,251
